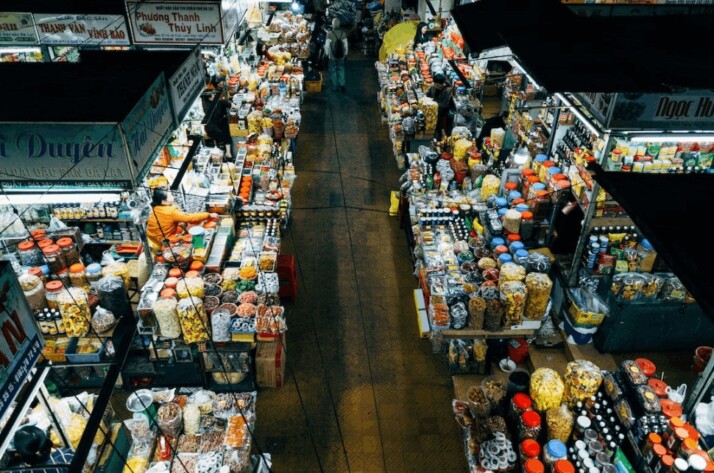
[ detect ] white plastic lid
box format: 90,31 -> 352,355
674,459 -> 689,471
688,454 -> 707,470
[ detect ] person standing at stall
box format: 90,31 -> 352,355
146,188 -> 218,252
427,73 -> 453,138
413,22 -> 430,46
325,18 -> 349,92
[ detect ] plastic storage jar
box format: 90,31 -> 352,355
17,241 -> 43,267
520,410 -> 542,440
42,244 -> 66,274
520,439 -> 541,462
86,263 -> 102,291
69,264 -> 90,293
45,280 -> 66,310
57,237 -> 80,266
544,440 -> 567,465
28,267 -> 46,284
525,459 -> 545,473
554,460 -> 575,473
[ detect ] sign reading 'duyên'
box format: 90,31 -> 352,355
35,14 -> 131,46
0,261 -> 43,420
127,1 -> 223,44
0,123 -> 134,189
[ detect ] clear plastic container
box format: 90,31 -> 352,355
45,280 -> 67,310
86,263 -> 102,292
42,244 -> 66,274
17,240 -> 43,267
544,440 -> 567,465
58,287 -> 91,337
69,263 -> 90,294
57,237 -> 80,266
519,410 -> 542,440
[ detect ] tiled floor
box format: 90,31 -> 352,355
252,58 -> 467,472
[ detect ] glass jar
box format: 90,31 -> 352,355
37,314 -> 50,335
20,274 -> 47,313
520,410 -> 542,440
665,428 -> 688,453
544,440 -> 567,465
641,433 -> 662,457
662,417 -> 684,444
574,416 -> 592,439
532,190 -> 552,221
37,238 -> 54,252
45,280 -> 66,310
511,393 -> 533,421
520,439 -> 541,462
42,244 -> 66,274
86,263 -> 102,292
520,211 -> 535,240
671,458 -> 689,473
69,263 -> 90,294
57,237 -> 80,266
17,240 -> 43,267
657,455 -> 674,473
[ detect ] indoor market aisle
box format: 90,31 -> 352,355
253,57 -> 468,472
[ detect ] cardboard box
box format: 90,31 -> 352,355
255,336 -> 286,388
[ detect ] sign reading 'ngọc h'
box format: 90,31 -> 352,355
609,90 -> 714,130
0,123 -> 134,189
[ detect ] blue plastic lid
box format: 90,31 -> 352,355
495,197 -> 508,208
86,263 -> 102,275
546,440 -> 567,459
535,154 -> 548,163
39,264 -> 50,276
516,203 -> 530,213
515,249 -> 530,259
547,166 -> 562,175
498,208 -> 508,217
640,239 -> 653,250
508,191 -> 522,202
498,253 -> 513,264
532,183 -> 547,191
510,241 -> 525,252
491,237 -> 505,249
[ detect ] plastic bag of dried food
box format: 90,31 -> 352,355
176,278 -> 205,299
499,263 -> 526,286
177,297 -> 209,344
639,273 -> 663,301
620,359 -> 647,388
466,385 -> 490,418
615,398 -> 635,429
153,298 -> 181,338
481,175 -> 501,201
473,338 -> 487,362
468,297 -> 486,329
530,368 -> 565,412
481,376 -> 506,410
563,360 -> 603,407
527,252 -> 551,274
524,273 -> 552,320
98,275 -> 132,317
659,276 -> 686,302
634,385 -> 662,416
602,371 -> 625,400
546,404 -> 574,442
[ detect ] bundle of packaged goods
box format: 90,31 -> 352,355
452,359 -> 713,473
257,12 -> 311,60
605,138 -> 714,174
122,388 -> 258,473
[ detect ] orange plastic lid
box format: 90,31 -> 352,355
683,423 -> 699,441
494,245 -> 509,255
682,438 -> 698,453
674,427 -> 689,440
521,211 -> 534,220
30,229 -> 46,238
18,241 -> 36,251
185,270 -> 200,279
522,169 -> 535,177
512,198 -> 526,206
525,459 -> 545,473
527,175 -> 540,184
557,180 -> 571,189
160,288 -> 177,299
182,234 -> 193,244
168,268 -> 182,278
28,267 -> 43,277
522,410 -> 541,427
69,264 -> 85,273
520,439 -> 540,457
669,417 -> 685,428
507,234 -> 521,242
648,378 -> 668,398
45,280 -> 64,291
203,221 -> 217,229
636,358 -> 656,377
189,261 -> 204,271
42,244 -> 60,254
56,237 -> 74,248
542,160 -> 555,168
164,277 -> 179,289
37,238 -> 54,249
554,460 -> 575,473
652,444 -> 667,456
535,190 -> 549,199
169,235 -> 181,244
505,182 -> 518,191
647,432 -> 662,444
661,455 -> 674,467
552,173 -> 567,182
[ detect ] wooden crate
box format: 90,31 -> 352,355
305,73 -> 322,93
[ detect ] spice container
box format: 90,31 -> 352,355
544,440 -> 567,465
17,241 -> 43,267
56,237 -> 80,266
58,287 -> 91,337
86,263 -> 102,291
525,273 -> 552,320
519,410 -> 542,440
45,280 -> 67,310
42,244 -> 66,274
520,439 -> 541,462
69,264 -> 90,294
20,274 -> 47,313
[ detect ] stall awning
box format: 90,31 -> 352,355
452,0 -> 714,93
590,164 -> 714,321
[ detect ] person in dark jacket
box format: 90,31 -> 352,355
413,22 -> 430,45
426,73 -> 452,138
550,194 -> 584,255
477,111 -> 508,148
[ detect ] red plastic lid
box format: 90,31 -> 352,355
520,439 -> 540,458
635,358 -> 656,377
660,399 -> 683,419
494,245 -> 509,255
30,229 -> 46,238
507,234 -> 522,243
18,241 -> 36,251
37,238 -> 54,249
56,237 -> 74,248
522,410 -> 541,428
513,393 -> 532,410
542,160 -> 555,168
554,460 -> 575,473
527,175 -> 541,184
556,180 -> 571,189
521,211 -> 534,220
525,459 -> 545,473
42,244 -> 60,254
551,173 -> 567,182
505,182 -> 518,191
28,267 -> 43,277
45,280 -> 64,291
522,169 -> 535,177
683,423 -> 699,441
647,432 -> 662,445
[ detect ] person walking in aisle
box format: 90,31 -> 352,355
325,18 -> 348,92
427,73 -> 453,138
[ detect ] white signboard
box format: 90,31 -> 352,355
128,1 -> 224,45
0,13 -> 38,45
35,14 -> 131,46
610,91 -> 714,130
169,48 -> 205,120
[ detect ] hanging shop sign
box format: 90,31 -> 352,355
0,123 -> 134,190
127,1 -> 224,45
221,0 -> 240,42
169,47 -> 205,120
34,14 -> 131,46
0,13 -> 39,45
0,262 -> 43,420
609,90 -> 714,130
121,72 -> 175,179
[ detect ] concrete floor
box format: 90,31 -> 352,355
252,58 -> 468,472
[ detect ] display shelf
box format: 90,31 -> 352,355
61,218 -> 134,223
589,215 -> 634,228
439,328 -> 536,339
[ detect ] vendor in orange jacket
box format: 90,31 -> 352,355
146,187 -> 218,250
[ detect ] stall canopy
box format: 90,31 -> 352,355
451,0 -> 714,93
588,165 -> 714,322
0,48 -> 203,192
